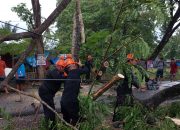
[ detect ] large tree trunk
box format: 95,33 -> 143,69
136,83 -> 180,109
72,0 -> 85,61
32,0 -> 45,79
0,0 -> 72,43
148,4 -> 180,60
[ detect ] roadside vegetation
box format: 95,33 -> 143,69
1,96 -> 180,130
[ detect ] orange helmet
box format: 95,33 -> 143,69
65,58 -> 77,67
59,55 -> 65,60
66,54 -> 72,59
127,53 -> 134,60
56,59 -> 65,67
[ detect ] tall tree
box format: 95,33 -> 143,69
71,0 -> 85,61
31,0 -> 45,78
149,0 -> 180,60
0,0 -> 72,88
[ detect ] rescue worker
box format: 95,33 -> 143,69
38,56 -> 66,130
84,55 -> 93,83
61,57 -> 88,126
112,53 -> 149,122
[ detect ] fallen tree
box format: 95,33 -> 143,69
135,83 -> 180,109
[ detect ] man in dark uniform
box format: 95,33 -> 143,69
112,54 -> 141,122
61,58 -> 88,126
38,58 -> 66,130
84,55 -> 93,83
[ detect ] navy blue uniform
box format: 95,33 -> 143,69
112,63 -> 140,122
61,66 -> 88,125
85,60 -> 93,81
38,68 -> 65,129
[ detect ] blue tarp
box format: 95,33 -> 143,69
50,57 -> 59,64
26,51 -> 59,67
26,56 -> 36,67
176,60 -> 180,66
26,51 -> 50,67
17,64 -> 26,77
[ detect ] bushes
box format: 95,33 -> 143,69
1,98 -> 180,130
114,102 -> 180,130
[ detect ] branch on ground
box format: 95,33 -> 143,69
5,84 -> 78,130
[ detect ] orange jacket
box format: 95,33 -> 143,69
0,60 -> 6,77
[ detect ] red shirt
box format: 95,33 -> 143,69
170,62 -> 178,74
0,60 -> 6,77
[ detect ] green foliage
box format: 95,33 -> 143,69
0,108 -> 13,130
0,28 -> 11,36
163,31 -> 180,59
78,96 -> 109,130
114,102 -> 180,130
80,30 -> 110,67
55,0 -> 169,73
11,3 -> 34,30
0,40 -> 30,55
0,21 -> 17,36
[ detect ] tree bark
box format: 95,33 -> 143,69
32,0 -> 45,79
72,0 -> 82,62
148,5 -> 180,60
138,83 -> 180,109
0,0 -> 72,43
0,32 -> 37,43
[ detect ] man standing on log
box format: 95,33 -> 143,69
112,53 -> 150,123
38,56 -> 66,130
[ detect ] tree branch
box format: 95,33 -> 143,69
0,32 -> 36,43
148,6 -> 180,60
5,84 -> 78,130
0,0 -> 72,43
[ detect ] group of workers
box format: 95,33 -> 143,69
0,53 -> 179,129
39,53 -> 151,129
38,54 -> 89,129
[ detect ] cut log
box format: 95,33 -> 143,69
92,74 -> 124,100
166,117 -> 180,126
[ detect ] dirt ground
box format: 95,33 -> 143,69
0,82 -> 117,130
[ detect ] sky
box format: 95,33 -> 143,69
0,0 -> 57,31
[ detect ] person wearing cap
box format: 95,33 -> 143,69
38,58 -> 66,130
113,53 -> 149,122
61,57 -> 88,126
0,56 -> 9,93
